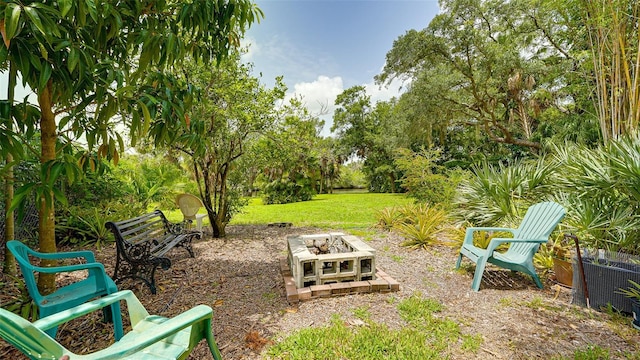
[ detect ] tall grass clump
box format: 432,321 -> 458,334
375,206 -> 403,231
394,205 -> 451,249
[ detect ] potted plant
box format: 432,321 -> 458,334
573,248 -> 640,314
551,234 -> 574,287
616,280 -> 640,330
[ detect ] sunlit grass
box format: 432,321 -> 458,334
266,293 -> 480,359
231,193 -> 413,229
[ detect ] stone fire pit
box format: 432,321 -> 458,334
282,232 -> 399,303
287,233 -> 376,288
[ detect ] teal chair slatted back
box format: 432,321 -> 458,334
508,202 -> 566,257
456,201 -> 565,291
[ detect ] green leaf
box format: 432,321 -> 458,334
0,45 -> 8,63
48,161 -> 64,184
59,0 -> 73,17
53,40 -> 71,51
85,0 -> 97,21
4,3 -> 22,40
9,183 -> 35,214
24,6 -> 46,38
138,100 -> 151,134
116,132 -> 125,153
38,62 -> 52,90
51,187 -> 68,206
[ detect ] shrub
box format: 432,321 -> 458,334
375,206 -> 403,231
394,148 -> 464,207
393,204 -> 452,249
56,198 -> 146,247
553,138 -> 640,253
262,179 -> 315,205
452,157 -> 557,227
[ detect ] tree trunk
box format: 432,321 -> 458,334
3,152 -> 16,275
3,63 -> 17,275
36,80 -> 58,295
212,215 -> 226,238
211,165 -> 229,238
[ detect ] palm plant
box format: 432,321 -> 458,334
452,157 -> 558,227
552,138 -> 640,253
616,280 -> 640,302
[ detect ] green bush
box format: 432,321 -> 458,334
64,168 -> 127,207
394,205 -> 452,249
375,206 -> 403,231
377,204 -> 454,249
262,179 -> 315,205
394,148 -> 463,206
56,198 -> 146,247
552,137 -> 640,253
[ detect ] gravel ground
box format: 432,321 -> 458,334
2,225 -> 640,359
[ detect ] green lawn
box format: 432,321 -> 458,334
230,193 -> 413,229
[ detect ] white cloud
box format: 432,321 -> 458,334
286,75 -> 344,119
284,75 -> 344,136
364,76 -> 409,104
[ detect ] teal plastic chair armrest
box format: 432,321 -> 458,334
33,291 -> 135,332
4,290 -> 223,360
20,244 -> 97,263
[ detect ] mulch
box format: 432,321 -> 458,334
2,225 -> 640,359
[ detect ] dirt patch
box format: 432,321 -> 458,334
2,225 -> 640,359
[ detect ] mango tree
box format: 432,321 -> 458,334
0,0 -> 262,293
174,55 -> 285,237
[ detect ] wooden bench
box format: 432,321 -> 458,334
105,210 -> 200,294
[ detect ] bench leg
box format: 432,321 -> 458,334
114,261 -> 162,295
177,235 -> 196,258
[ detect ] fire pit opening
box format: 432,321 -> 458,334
287,233 -> 376,288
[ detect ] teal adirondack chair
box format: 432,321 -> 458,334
7,241 -> 123,340
455,201 -> 565,291
0,290 -> 223,360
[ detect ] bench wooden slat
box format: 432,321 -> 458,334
118,219 -> 165,235
123,227 -> 167,245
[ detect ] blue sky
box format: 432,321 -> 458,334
242,0 -> 440,134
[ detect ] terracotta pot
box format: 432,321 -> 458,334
553,257 -> 573,287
